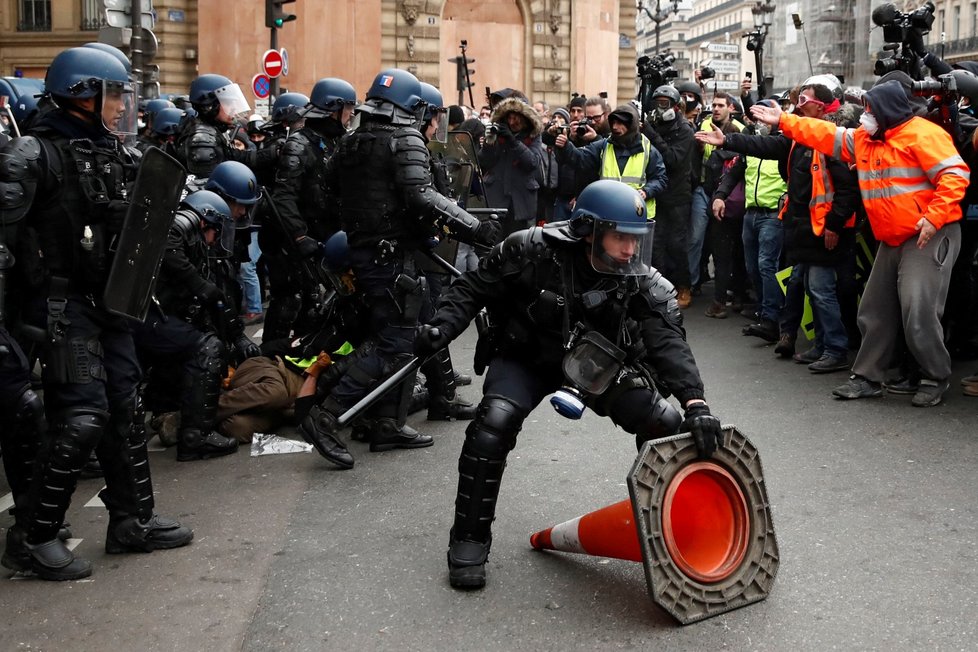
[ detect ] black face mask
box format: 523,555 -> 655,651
306,116 -> 345,138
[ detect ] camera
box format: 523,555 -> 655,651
547,119 -> 570,136
575,117 -> 594,138
911,72 -> 958,99
872,2 -> 935,45
699,66 -> 716,80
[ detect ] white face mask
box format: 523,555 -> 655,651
859,111 -> 879,135
655,107 -> 676,122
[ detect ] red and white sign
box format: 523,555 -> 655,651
261,49 -> 284,79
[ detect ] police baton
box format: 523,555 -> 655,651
336,355 -> 425,428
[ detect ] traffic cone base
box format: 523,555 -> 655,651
530,426 -> 779,625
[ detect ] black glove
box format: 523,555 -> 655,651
414,324 -> 450,357
234,334 -> 261,360
474,219 -> 501,247
295,236 -> 321,260
195,280 -> 224,306
494,123 -> 512,141
681,403 -> 723,459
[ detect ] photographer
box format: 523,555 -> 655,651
643,85 -> 695,304
478,94 -> 546,234
544,101 -> 597,220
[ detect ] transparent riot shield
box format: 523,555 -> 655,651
103,146 -> 187,321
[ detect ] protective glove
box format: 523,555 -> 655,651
681,403 -> 723,459
494,123 -> 513,141
414,324 -> 450,357
195,280 -> 225,306
295,235 -> 322,260
234,334 -> 261,360
474,219 -> 502,247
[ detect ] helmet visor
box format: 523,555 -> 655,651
102,79 -> 137,136
589,219 -> 654,276
214,83 -> 251,121
432,110 -> 448,143
228,194 -> 262,230
203,214 -> 235,256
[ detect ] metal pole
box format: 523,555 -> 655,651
801,27 -> 815,75
270,27 -> 279,101
130,0 -> 143,104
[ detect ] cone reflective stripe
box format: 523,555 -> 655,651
529,426 -> 780,625
530,499 -> 642,562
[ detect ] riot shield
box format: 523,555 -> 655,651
103,147 -> 187,321
427,130 -> 486,208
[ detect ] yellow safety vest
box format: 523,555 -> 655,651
600,135 -> 656,218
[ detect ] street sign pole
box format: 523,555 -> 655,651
130,0 -> 143,103
269,28 -> 279,100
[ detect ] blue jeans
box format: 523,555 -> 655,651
742,208 -> 784,322
799,263 -> 848,358
239,230 -> 263,314
687,187 -> 710,287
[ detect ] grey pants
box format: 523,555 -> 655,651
852,222 -> 961,382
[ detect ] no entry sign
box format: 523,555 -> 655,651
262,49 -> 284,78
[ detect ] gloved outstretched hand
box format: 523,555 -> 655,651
234,334 -> 261,360
682,402 -> 723,459
295,236 -> 322,260
414,324 -> 450,357
474,219 -> 501,247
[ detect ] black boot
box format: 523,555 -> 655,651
368,418 -> 434,452
2,525 -> 92,581
176,428 -> 239,461
105,514 -> 194,554
299,406 -> 354,469
427,394 -> 477,421
742,319 -> 779,343
448,530 -> 491,589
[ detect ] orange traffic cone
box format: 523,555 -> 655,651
528,426 -> 780,625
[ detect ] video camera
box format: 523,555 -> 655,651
871,2 -> 935,79
699,66 -> 716,80
637,53 -> 679,88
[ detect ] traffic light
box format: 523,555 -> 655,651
265,0 -> 297,28
448,55 -> 475,94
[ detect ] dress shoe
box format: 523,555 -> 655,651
299,408 -> 354,469
369,420 -> 433,452
176,428 -> 239,461
774,333 -> 796,359
808,354 -> 849,374
742,319 -> 778,343
832,375 -> 883,400
105,514 -> 194,554
427,395 -> 477,421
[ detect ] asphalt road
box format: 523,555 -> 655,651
2,304 -> 977,651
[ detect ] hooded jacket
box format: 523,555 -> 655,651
478,97 -> 545,226
778,80 -> 969,246
556,104 -> 667,202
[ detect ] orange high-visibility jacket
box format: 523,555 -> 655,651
777,143 -> 856,236
779,112 -> 969,246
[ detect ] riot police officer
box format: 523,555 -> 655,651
136,97 -> 176,152
415,180 -> 723,589
0,47 -> 192,580
297,68 -> 499,468
175,73 -> 276,179
262,91 -> 309,152
134,190 -> 241,461
138,106 -> 185,157
262,78 -> 356,341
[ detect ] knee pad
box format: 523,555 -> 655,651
15,386 -> 45,426
193,334 -> 225,375
50,407 -> 109,461
463,394 -> 525,459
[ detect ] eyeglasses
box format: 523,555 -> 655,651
796,94 -> 825,108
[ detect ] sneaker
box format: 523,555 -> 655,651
883,376 -> 919,395
832,375 -> 883,400
242,312 -> 264,325
774,334 -> 795,359
704,300 -> 728,319
793,348 -> 822,365
911,379 -> 950,407
808,354 -> 849,374
676,287 -> 692,309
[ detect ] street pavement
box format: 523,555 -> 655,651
2,303 -> 977,651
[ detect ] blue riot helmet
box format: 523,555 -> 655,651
358,68 -> 423,126
571,180 -> 653,276
189,73 -> 251,124
45,47 -> 137,136
322,231 -> 350,272
181,189 -> 235,256
142,97 -> 175,131
419,82 -> 448,143
150,107 -> 185,138
82,42 -> 132,73
270,91 -> 310,126
304,78 -> 356,120
204,160 -> 262,229
10,92 -> 39,127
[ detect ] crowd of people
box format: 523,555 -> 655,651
0,36 -> 975,591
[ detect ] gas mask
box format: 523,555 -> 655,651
654,106 -> 677,123
550,331 -> 626,419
